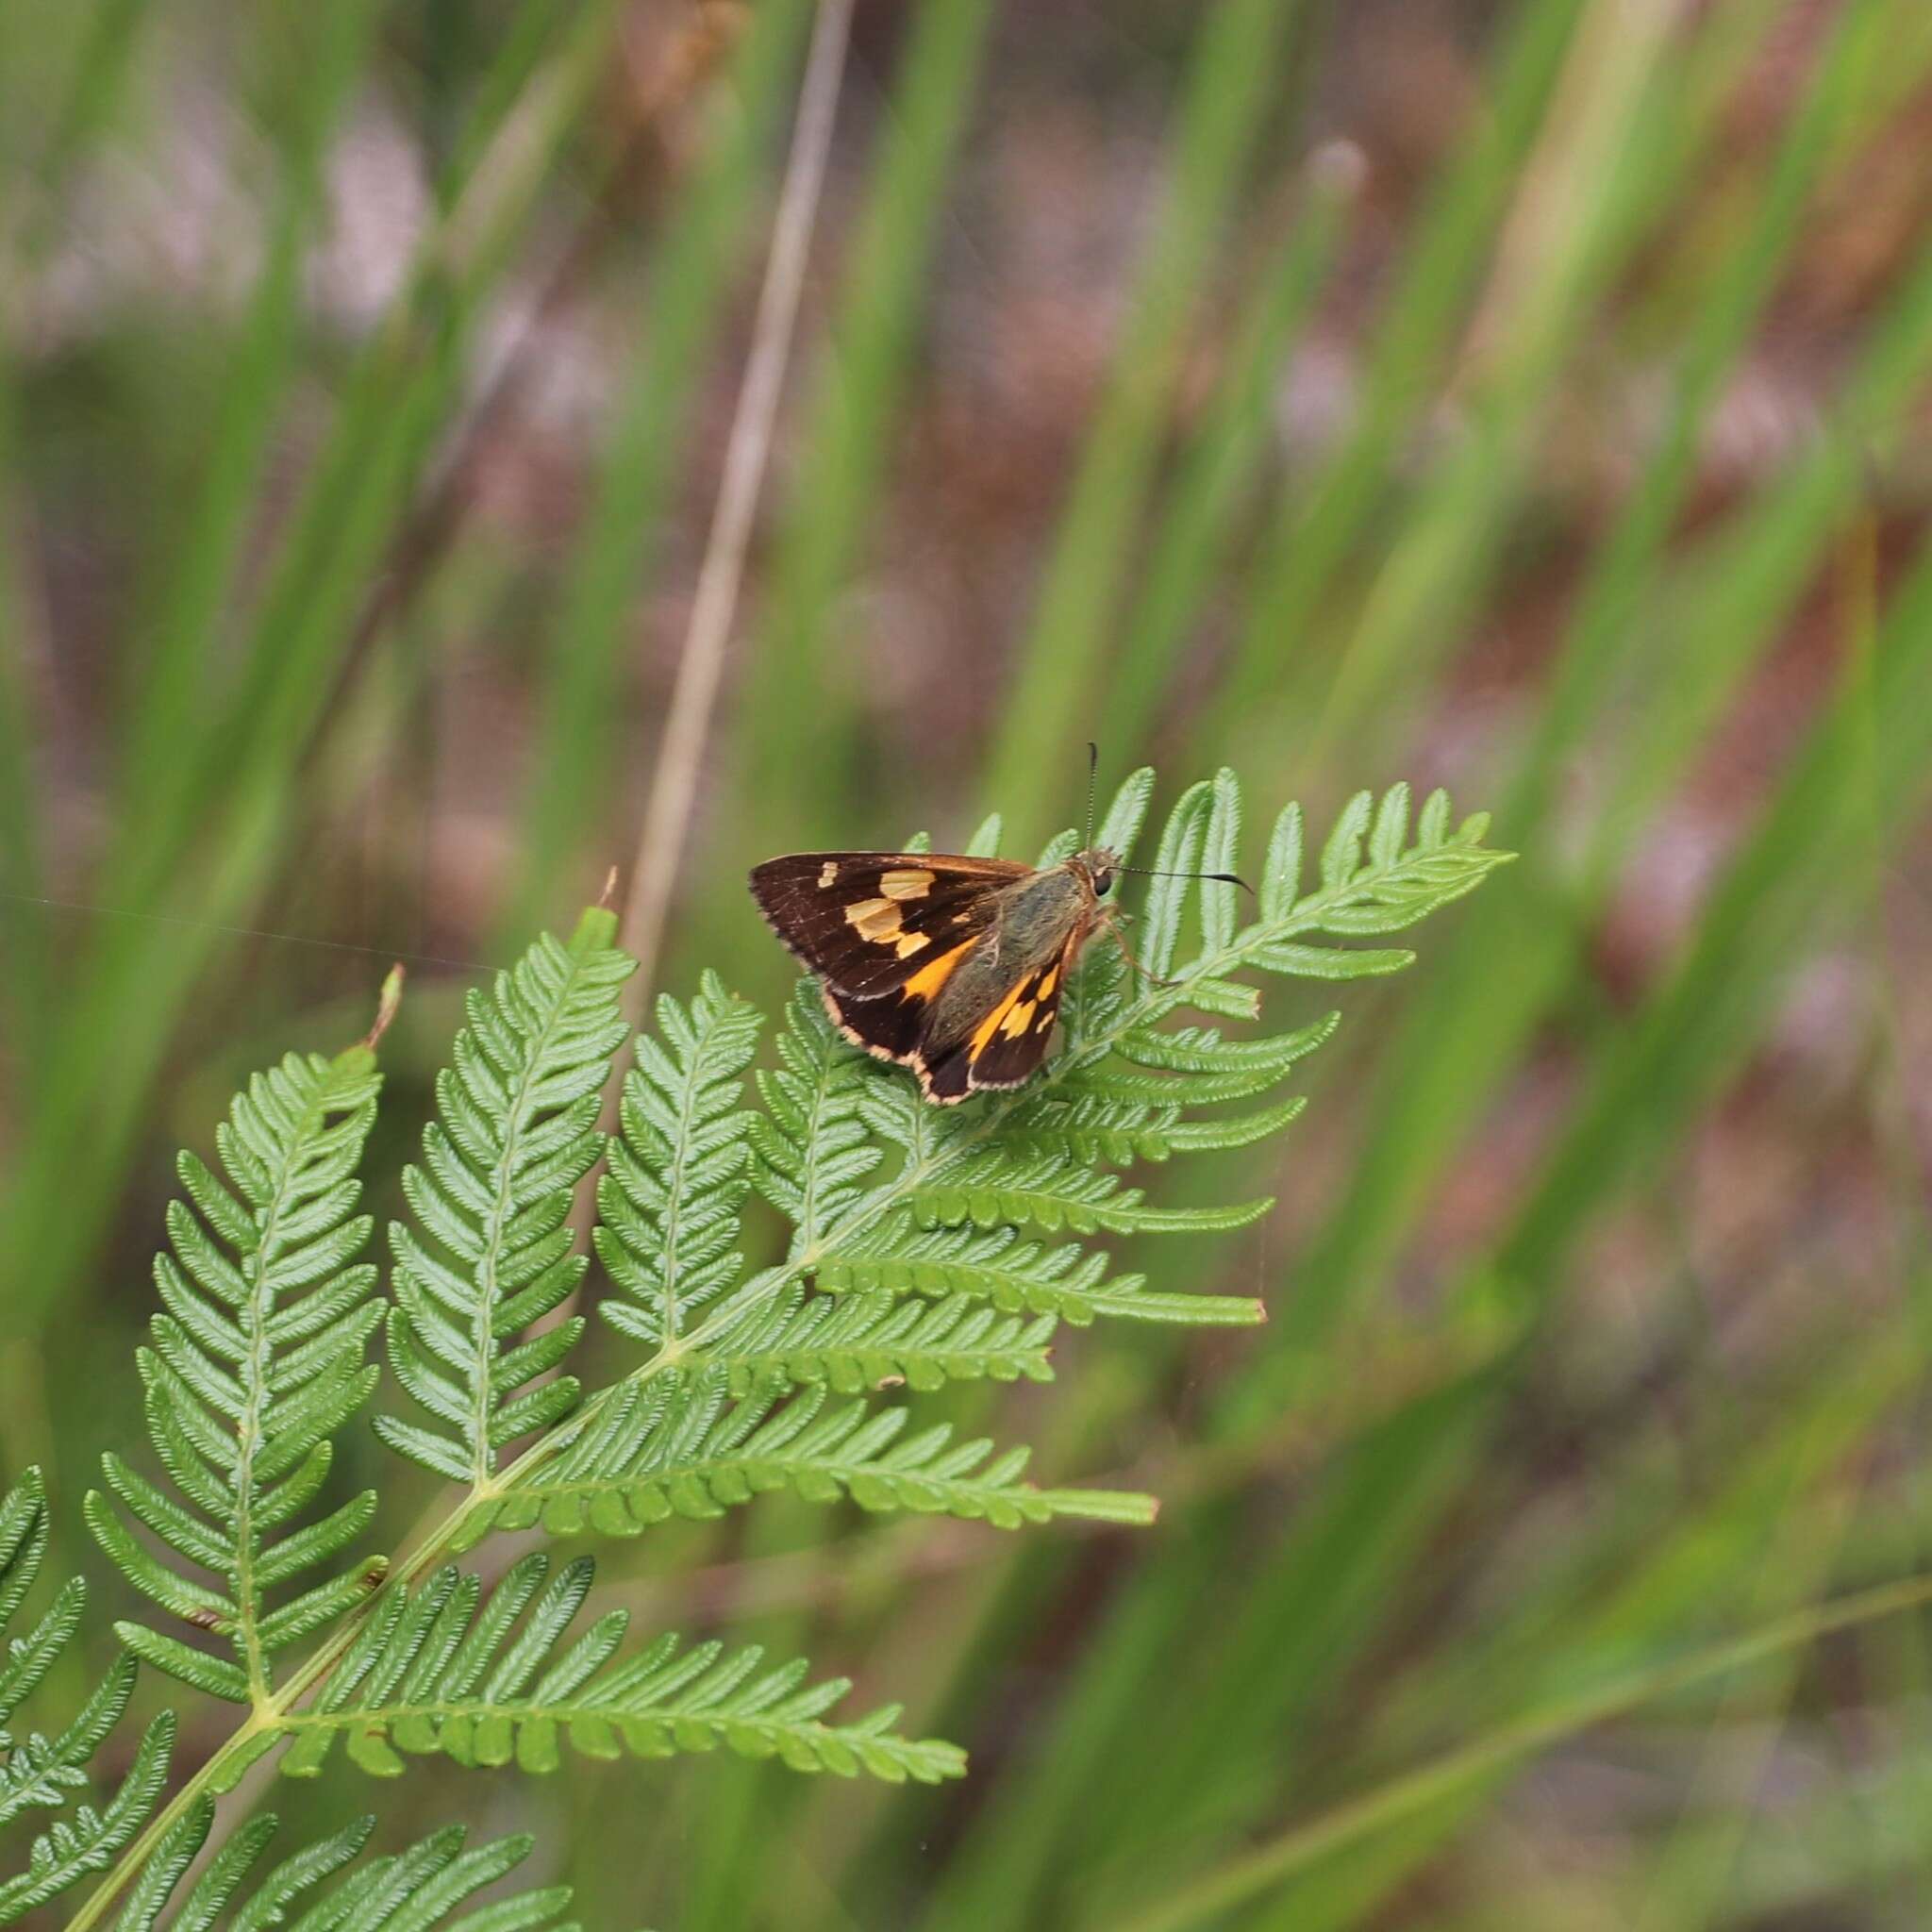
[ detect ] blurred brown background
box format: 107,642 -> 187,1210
8,0 -> 1932,1925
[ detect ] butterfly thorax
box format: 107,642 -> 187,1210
920,855 -> 1102,1044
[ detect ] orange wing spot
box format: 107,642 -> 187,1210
1037,966 -> 1058,999
970,981 -> 1027,1057
1000,999 -> 1035,1039
902,941 -> 973,1002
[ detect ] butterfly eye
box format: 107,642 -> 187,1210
1094,874 -> 1112,897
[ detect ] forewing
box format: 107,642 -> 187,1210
917,921 -> 1089,1103
749,852 -> 1026,1000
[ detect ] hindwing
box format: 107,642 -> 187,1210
913,923 -> 1087,1103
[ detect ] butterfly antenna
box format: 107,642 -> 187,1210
1084,741 -> 1100,849
1116,865 -> 1256,896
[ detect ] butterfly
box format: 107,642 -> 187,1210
749,844 -> 1122,1104
749,758 -> 1243,1105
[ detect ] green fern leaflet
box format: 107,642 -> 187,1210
120,1799 -> 576,1931
377,915 -> 635,1485
86,1040 -> 389,1704
0,1470 -> 174,1926
279,1551 -> 964,1785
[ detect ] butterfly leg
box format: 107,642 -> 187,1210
1102,913 -> 1183,989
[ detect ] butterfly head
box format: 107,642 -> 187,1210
1072,847 -> 1121,899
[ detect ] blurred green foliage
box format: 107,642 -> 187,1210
7,0 -> 1932,1924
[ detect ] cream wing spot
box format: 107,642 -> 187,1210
817,860 -> 840,888
893,932 -> 930,958
1034,1007 -> 1055,1032
879,868 -> 934,900
844,897 -> 902,941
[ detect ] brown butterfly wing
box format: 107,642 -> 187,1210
818,925 -> 992,1071
748,852 -> 1025,1000
916,922 -> 1089,1102
751,850 -> 1098,1106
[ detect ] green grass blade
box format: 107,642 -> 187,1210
0,390 -> 46,1059
1234,0 -> 1924,1402
982,0 -> 1305,829
1200,0 -> 1587,757
739,0 -> 999,855
0,5 -> 630,1343
1096,148 -> 1356,757
501,0 -> 815,938
1498,537 -> 1932,1298
113,0 -> 386,824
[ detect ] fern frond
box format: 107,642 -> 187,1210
817,1224 -> 1263,1327
376,909 -> 635,1486
87,1032 -> 389,1704
278,1552 -> 963,1785
448,775 -> 1492,1584
119,1799 -> 575,1931
594,971 -> 762,1350
747,981 -> 884,1252
908,1147 -> 1272,1236
452,1369 -> 1151,1546
0,1658 -> 136,1841
0,1716 -> 174,1926
51,766 -> 1501,1924
0,1469 -> 174,1927
705,1283 -> 1058,1392
1257,779 -> 1502,941
655,774 -> 1492,1486
1037,776 -> 1505,1087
